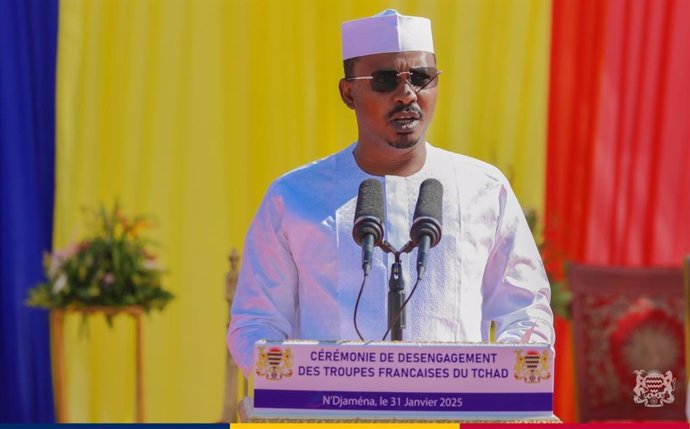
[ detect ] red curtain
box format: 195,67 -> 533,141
547,0 -> 690,422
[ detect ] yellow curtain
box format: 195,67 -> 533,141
55,0 -> 550,421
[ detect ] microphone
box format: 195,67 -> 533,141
353,179 -> 385,275
410,178 -> 443,277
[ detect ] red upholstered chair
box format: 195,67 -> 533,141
568,263 -> 686,422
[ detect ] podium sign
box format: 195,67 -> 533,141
251,340 -> 554,420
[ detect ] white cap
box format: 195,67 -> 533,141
341,9 -> 434,60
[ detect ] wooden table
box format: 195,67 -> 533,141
50,306 -> 144,422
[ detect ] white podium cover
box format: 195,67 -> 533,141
250,340 -> 554,420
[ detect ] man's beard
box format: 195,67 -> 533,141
386,136 -> 421,149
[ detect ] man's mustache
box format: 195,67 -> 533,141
387,104 -> 423,119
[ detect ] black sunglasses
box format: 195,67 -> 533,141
346,67 -> 442,93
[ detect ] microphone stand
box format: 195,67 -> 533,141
381,240 -> 416,341
387,254 -> 405,340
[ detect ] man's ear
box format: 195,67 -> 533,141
339,79 -> 355,110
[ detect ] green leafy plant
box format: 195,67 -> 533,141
525,208 -> 572,319
27,203 -> 174,314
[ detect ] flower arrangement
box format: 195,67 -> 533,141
27,204 -> 174,314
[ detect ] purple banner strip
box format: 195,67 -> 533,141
255,389 -> 552,412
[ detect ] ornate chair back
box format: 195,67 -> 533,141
220,250 -> 243,422
568,263 -> 686,422
684,255 -> 690,418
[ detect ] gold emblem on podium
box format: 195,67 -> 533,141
256,346 -> 293,381
514,349 -> 551,383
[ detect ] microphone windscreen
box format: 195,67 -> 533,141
355,179 -> 384,222
413,178 -> 443,223
353,179 -> 384,245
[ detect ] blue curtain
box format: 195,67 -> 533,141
0,0 -> 58,422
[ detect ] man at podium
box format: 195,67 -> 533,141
228,9 -> 554,377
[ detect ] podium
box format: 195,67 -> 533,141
240,340 -> 559,423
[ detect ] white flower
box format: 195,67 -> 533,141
47,254 -> 63,278
53,273 -> 67,293
143,259 -> 160,270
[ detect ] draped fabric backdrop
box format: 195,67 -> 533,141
7,0 -> 688,423
54,0 -> 550,421
0,0 -> 58,422
547,0 -> 690,422
547,0 -> 690,269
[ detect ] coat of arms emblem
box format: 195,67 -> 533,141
255,346 -> 293,381
633,369 -> 675,407
514,349 -> 551,383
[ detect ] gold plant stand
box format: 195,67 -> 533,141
50,306 -> 144,423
